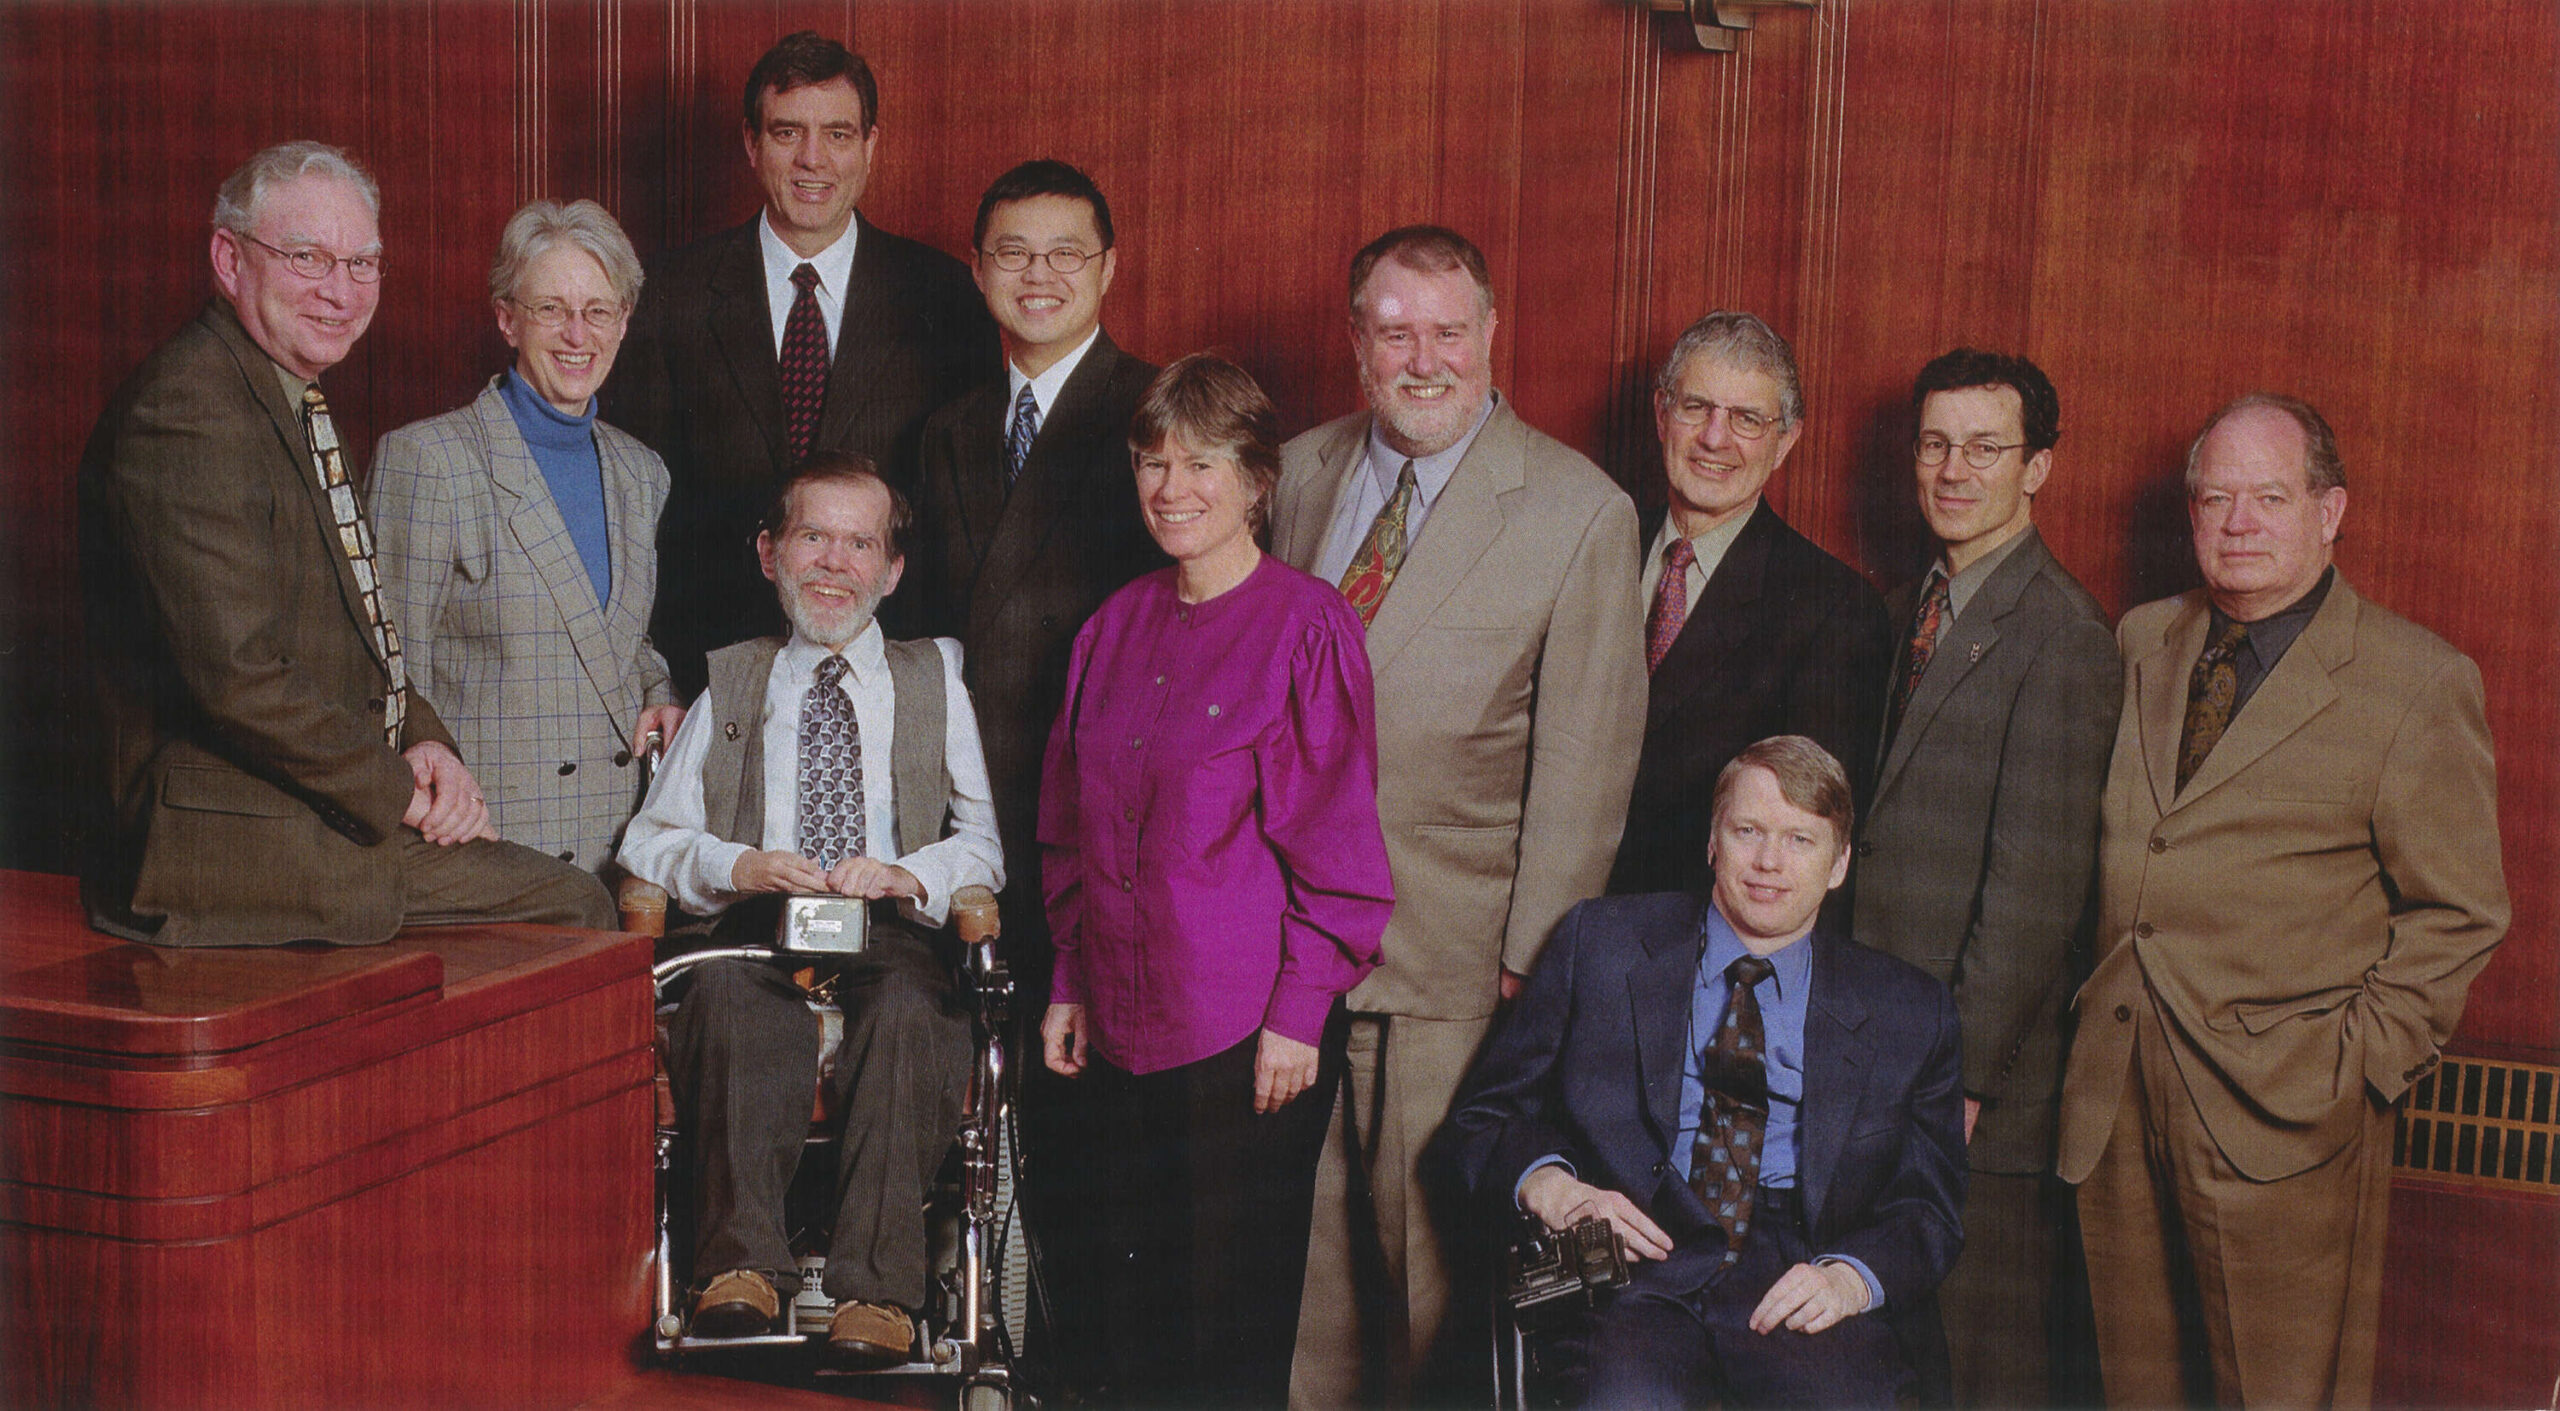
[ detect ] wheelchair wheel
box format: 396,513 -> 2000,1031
996,1112 -> 1032,1356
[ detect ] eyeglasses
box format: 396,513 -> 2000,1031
980,245 -> 1104,274
1664,396 -> 1782,440
1913,434 -> 2026,469
236,231 -> 385,283
509,297 -> 627,331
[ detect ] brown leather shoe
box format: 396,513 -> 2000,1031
826,1299 -> 914,1365
691,1269 -> 780,1338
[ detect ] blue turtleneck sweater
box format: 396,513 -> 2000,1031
498,369 -> 611,609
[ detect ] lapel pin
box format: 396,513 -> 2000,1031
724,722 -> 741,741
1968,643 -> 1984,663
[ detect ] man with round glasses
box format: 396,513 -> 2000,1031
1612,310 -> 1891,898
1851,347 -> 2119,1406
77,140 -> 613,946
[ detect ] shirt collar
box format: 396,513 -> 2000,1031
1934,521 -> 2035,626
1007,325 -> 1103,418
2210,565 -> 2334,668
1653,497 -> 1760,578
778,618 -> 888,689
1701,901 -> 1813,1003
759,212 -> 860,302
1361,391 -> 1499,513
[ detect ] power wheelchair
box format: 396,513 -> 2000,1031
624,875 -> 1035,1410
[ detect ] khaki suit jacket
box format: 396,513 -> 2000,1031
77,300 -> 456,945
1271,401 -> 1646,1019
2057,576 -> 2509,1183
369,380 -> 679,875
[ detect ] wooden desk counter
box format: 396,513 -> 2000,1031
0,871 -> 657,1410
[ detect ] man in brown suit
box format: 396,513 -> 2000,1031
78,141 -> 612,946
1271,225 -> 1647,1407
2058,393 -> 2509,1407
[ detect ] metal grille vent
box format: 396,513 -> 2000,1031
2395,1056 -> 2560,1195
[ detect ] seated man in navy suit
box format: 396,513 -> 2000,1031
1444,736 -> 1965,1408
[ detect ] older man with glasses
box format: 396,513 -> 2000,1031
77,140 -> 613,947
1610,310 -> 1892,899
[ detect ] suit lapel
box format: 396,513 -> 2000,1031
2170,582 -> 2355,808
1646,500 -> 1777,731
706,222 -> 787,473
1362,402 -> 1526,677
1280,415 -> 1368,573
975,337 -> 1124,619
817,213 -> 893,454
1872,530 -> 2047,802
595,427 -> 659,742
475,384 -> 630,740
2132,594 -> 2213,815
1797,934 -> 1872,1237
1632,902 -> 1708,1146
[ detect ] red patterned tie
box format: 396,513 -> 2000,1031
1337,460 -> 1418,628
1884,572 -> 1950,749
780,263 -> 829,466
1645,536 -> 1697,673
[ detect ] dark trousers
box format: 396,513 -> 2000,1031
1582,1187 -> 1911,1411
665,925 -> 972,1308
1087,1030 -> 1341,1409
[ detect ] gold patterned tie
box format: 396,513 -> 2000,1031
301,384 -> 407,746
2176,618 -> 2251,792
1337,460 -> 1418,628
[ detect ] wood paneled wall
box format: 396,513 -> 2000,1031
3,0 -> 2554,1399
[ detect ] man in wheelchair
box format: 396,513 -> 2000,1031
1442,738 -> 1965,1408
620,454 -> 1004,1366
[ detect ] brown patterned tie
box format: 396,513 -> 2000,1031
1645,537 -> 1696,674
780,263 -> 829,466
301,384 -> 407,746
2177,618 -> 2251,792
1337,460 -> 1418,628
1884,571 -> 1951,750
1690,953 -> 1775,1264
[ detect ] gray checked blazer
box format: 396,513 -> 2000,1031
370,377 -> 679,874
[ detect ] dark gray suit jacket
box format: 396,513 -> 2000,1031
908,332 -> 1165,954
1851,527 -> 2118,1173
605,213 -> 998,697
78,300 -> 457,945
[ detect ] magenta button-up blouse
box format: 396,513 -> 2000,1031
1040,555 -> 1393,1076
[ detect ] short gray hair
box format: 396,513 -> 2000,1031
212,141 -> 379,235
2184,392 -> 2345,494
487,199 -> 644,310
1656,310 -> 1805,428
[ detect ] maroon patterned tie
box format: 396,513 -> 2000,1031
1645,537 -> 1697,673
1690,954 -> 1775,1264
1884,572 -> 1951,750
780,263 -> 829,467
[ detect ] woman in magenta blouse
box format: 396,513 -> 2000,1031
1038,353 -> 1393,1406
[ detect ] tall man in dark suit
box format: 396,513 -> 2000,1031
909,159 -> 1161,1389
1271,226 -> 1647,1407
1613,311 -> 1892,897
79,141 -> 612,946
608,31 -> 998,696
2061,395 -> 2508,1408
1446,735 -> 1965,1409
1851,349 -> 2119,1406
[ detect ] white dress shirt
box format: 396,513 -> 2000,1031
619,622 -> 1003,925
1309,393 -> 1500,585
1008,325 -> 1101,423
1638,498 -> 1760,619
757,213 -> 859,357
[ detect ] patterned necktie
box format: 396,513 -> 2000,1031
1691,953 -> 1776,1264
301,384 -> 407,746
780,263 -> 829,467
2176,618 -> 2251,793
1645,536 -> 1697,673
1006,383 -> 1040,484
1885,572 -> 1952,750
797,654 -> 865,870
1337,460 -> 1419,628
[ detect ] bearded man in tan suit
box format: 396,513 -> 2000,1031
2058,393 -> 2509,1408
1271,225 -> 1647,1407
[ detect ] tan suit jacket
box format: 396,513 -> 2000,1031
77,301 -> 456,945
370,379 -> 678,875
2058,577 -> 2509,1184
1270,401 -> 1646,1019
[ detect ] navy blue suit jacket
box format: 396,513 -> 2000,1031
1444,892 -> 1966,1317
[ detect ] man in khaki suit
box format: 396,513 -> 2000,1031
2058,393 -> 2509,1408
79,141 -> 613,947
1271,225 -> 1647,1407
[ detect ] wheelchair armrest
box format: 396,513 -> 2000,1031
952,884 -> 1001,947
618,876 -> 670,937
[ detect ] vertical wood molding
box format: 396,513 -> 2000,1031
1791,0 -> 1851,523
515,0 -> 549,203
1606,0 -> 1664,482
596,0 -> 624,212
665,0 -> 698,238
